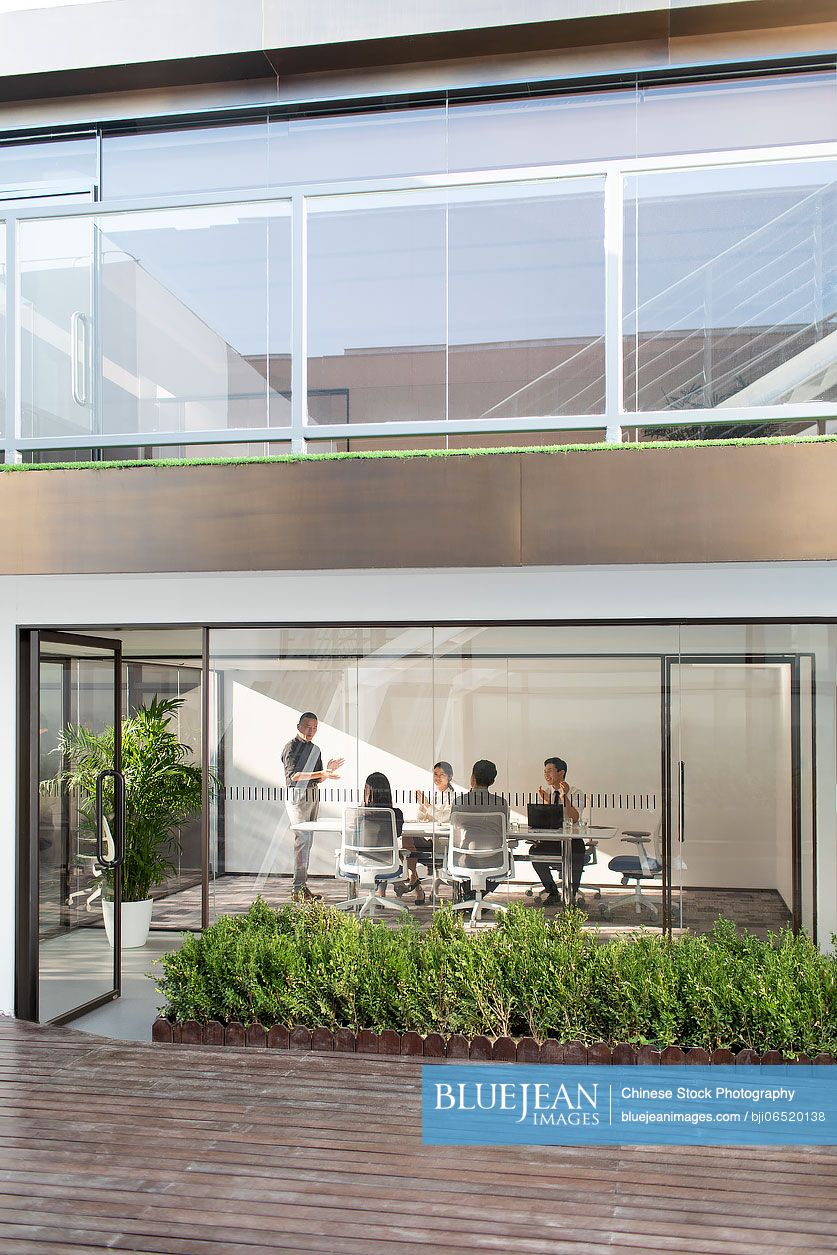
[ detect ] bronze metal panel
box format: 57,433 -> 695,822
1,455 -> 521,576
4,442 -> 837,577
521,442 -> 837,566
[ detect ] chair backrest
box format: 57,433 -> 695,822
447,810 -> 509,881
340,807 -> 400,880
621,816 -> 662,875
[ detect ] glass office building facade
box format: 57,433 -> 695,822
7,52 -> 837,1027
3,65 -> 837,463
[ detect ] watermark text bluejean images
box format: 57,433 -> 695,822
422,1065 -> 837,1146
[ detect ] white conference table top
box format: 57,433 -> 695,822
291,818 -> 622,842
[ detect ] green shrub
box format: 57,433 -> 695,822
153,900 -> 837,1054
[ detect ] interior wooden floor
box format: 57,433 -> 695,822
0,1017 -> 833,1254
147,874 -> 794,939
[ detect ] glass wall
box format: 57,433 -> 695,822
0,135 -> 97,195
307,192 -> 446,425
624,160 -> 837,411
0,220 -> 4,440
6,66 -> 837,457
18,203 -> 292,439
205,622 -> 826,940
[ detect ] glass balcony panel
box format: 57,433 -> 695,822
624,159 -> 837,413
448,179 -> 606,419
19,216 -> 95,439
99,202 -> 291,436
307,191 -> 446,426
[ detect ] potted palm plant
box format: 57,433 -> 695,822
45,696 -> 203,947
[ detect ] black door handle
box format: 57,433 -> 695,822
95,769 -> 125,869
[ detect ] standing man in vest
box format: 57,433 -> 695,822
282,712 -> 344,901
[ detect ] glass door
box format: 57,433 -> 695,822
31,631 -> 124,1024
18,208 -> 96,442
667,651 -> 799,938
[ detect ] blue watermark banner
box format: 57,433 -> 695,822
422,1064 -> 837,1146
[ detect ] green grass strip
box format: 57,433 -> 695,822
3,433 -> 837,473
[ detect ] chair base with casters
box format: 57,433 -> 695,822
601,828 -> 662,918
451,890 -> 508,925
334,873 -> 408,919
336,806 -> 409,919
447,810 -> 512,927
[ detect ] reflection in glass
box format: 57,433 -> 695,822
102,122 -> 269,201
448,180 -> 605,418
307,193 -> 446,424
0,222 -> 4,437
99,202 -> 292,435
208,630 -> 360,920
22,441 -> 293,463
637,71 -> 837,158
199,623 -> 821,938
448,90 -> 637,172
624,161 -> 837,411
37,649 -> 118,1023
0,135 -> 97,194
19,217 -> 95,439
270,107 -> 447,186
125,662 -> 203,911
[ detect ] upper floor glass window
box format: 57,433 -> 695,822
95,69 -> 837,204
636,71 -> 837,158
0,135 -> 97,198
306,176 -> 606,427
102,122 -> 269,201
269,106 -> 447,187
18,201 -> 292,440
623,158 -> 837,412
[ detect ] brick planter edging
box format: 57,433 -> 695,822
151,1019 -> 835,1064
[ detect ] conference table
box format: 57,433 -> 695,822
404,821 -> 622,905
293,817 -> 622,907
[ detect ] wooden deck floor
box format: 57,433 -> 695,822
0,1017 -> 835,1254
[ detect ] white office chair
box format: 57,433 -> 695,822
447,810 -> 512,926
66,815 -> 116,912
602,819 -> 663,918
335,807 -> 408,919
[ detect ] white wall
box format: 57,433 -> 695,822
2,559 -> 837,1015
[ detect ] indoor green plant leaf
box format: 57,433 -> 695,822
43,695 -> 204,903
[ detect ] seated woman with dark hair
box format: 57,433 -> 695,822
362,772 -> 404,899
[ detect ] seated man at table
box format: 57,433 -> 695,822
451,759 -> 510,901
531,756 -> 581,906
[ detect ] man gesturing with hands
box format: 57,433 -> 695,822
283,712 -> 344,901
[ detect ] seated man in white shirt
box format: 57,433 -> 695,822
532,755 -> 581,905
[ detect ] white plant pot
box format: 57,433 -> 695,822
102,898 -> 154,948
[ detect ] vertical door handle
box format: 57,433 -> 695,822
678,760 -> 685,844
70,311 -> 88,406
95,769 -> 125,868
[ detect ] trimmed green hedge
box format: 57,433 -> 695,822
4,433 -> 837,473
154,900 -> 837,1055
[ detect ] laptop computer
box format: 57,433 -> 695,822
527,803 -> 564,831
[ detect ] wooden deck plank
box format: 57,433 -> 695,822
0,1019 -> 834,1254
